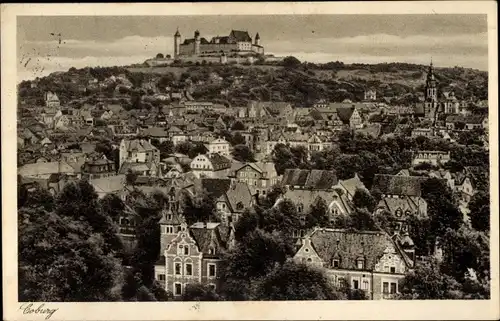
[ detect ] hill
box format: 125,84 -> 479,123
18,60 -> 488,108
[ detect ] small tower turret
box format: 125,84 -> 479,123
255,32 -> 261,46
194,30 -> 201,55
174,28 -> 181,59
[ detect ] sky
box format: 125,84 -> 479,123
17,14 -> 488,81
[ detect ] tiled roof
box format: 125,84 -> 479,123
372,174 -> 426,197
282,169 -> 338,190
226,181 -> 253,213
189,223 -> 226,255
122,139 -> 158,153
229,30 -> 252,42
308,228 -> 410,271
338,174 -> 366,199
18,161 -> 76,177
89,175 -> 126,197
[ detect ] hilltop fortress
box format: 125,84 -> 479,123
174,29 -> 264,59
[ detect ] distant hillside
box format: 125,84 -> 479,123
18,60 -> 488,108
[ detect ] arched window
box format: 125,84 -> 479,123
297,203 -> 304,213
236,202 -> 244,210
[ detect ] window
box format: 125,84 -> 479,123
307,258 -> 312,263
332,259 -> 340,268
184,245 -> 190,255
175,263 -> 182,275
390,267 -> 396,273
209,247 -> 215,255
174,283 -> 182,296
390,282 -> 397,294
177,244 -> 183,255
362,280 -> 369,290
357,259 -> 365,270
383,282 -> 389,294
352,279 -> 359,290
209,284 -> 216,291
185,263 -> 193,276
158,274 -> 166,281
208,264 -> 216,277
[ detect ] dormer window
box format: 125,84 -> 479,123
332,259 -> 340,268
357,258 -> 365,270
297,203 -> 304,213
209,247 -> 215,255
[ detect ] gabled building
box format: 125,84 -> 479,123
293,228 -> 414,300
229,162 -> 281,196
206,137 -> 231,156
190,153 -> 232,178
155,211 -> 230,298
119,139 -> 160,168
199,178 -> 254,224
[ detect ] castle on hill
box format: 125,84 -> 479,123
174,29 -> 264,59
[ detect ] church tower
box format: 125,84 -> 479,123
174,28 -> 181,59
424,60 -> 439,123
194,30 -> 201,55
255,32 -> 261,46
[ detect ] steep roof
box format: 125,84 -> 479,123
121,139 -> 158,153
372,174 -> 426,197
226,181 -> 253,213
282,169 -> 338,190
229,30 -> 252,42
308,228 -> 410,271
189,223 -> 226,256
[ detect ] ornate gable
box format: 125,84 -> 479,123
373,244 -> 407,274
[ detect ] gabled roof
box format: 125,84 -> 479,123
282,169 -> 338,190
225,181 -> 253,213
372,174 -> 426,197
189,223 -> 226,256
229,30 -> 252,42
306,228 -> 412,271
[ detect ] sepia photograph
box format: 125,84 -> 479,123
2,2 -> 499,320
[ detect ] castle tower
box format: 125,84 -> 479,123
174,28 -> 181,59
194,30 -> 201,56
255,32 -> 260,46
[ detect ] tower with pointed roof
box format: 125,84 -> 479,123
424,60 -> 440,124
255,32 -> 261,46
174,28 -> 181,59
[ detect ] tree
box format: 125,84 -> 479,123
18,206 -> 123,301
230,132 -> 246,146
352,188 -> 376,212
305,197 -> 330,229
126,170 -> 138,186
251,261 -> 343,300
282,56 -> 301,69
232,144 -> 255,162
231,121 -> 246,131
469,190 -> 490,232
398,258 -> 462,299
181,190 -> 216,225
156,53 -> 164,59
182,283 -> 221,301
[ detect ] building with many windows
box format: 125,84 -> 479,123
293,228 -> 415,300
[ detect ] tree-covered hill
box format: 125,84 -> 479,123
18,58 -> 488,108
